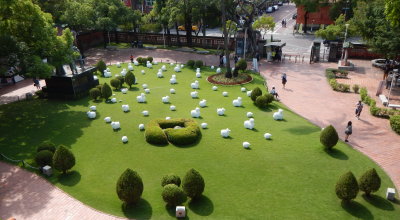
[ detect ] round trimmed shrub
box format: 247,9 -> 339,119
116,168 -> 144,205
89,88 -> 101,100
110,78 -> 121,90
35,150 -> 53,167
161,174 -> 181,187
182,168 -> 205,199
194,60 -> 203,68
390,115 -> 400,135
335,171 -> 359,202
162,184 -> 187,207
250,87 -> 262,101
255,94 -> 273,108
37,141 -> 56,153
147,57 -> 153,63
116,75 -> 125,86
187,60 -> 195,68
137,57 -> 145,65
320,125 -> 339,150
359,168 -> 381,196
96,84 -> 103,91
125,71 -> 136,88
96,60 -> 106,76
52,145 -> 75,174
101,83 -> 112,100
236,58 -> 247,71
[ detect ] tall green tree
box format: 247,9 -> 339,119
385,0 -> 400,28
53,145 -> 76,174
252,15 -> 275,40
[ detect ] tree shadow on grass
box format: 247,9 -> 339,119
283,125 -> 320,135
362,194 -> 395,211
188,195 -> 214,216
58,170 -> 81,186
122,199 -> 152,219
165,205 -> 190,219
341,200 -> 373,220
324,148 -> 349,160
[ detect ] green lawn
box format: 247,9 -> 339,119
0,63 -> 399,219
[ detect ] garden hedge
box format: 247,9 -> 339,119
390,115 -> 400,135
145,118 -> 201,145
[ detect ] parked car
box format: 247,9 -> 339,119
372,59 -> 399,70
266,7 -> 274,13
178,25 -> 199,31
273,5 -> 279,10
277,1 -> 283,6
292,13 -> 297,19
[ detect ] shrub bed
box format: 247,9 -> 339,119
359,87 -> 400,119
390,115 -> 400,135
145,118 -> 201,145
326,68 -> 351,92
207,73 -> 253,85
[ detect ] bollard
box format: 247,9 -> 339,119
295,56 -> 297,63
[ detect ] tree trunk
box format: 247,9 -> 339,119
304,12 -> 308,34
114,29 -> 119,44
166,27 -> 171,46
221,0 -> 231,78
175,22 -> 181,47
103,30 -> 107,48
185,9 -> 193,46
202,17 -> 206,48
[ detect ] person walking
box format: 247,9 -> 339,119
130,54 -> 134,63
282,73 -> 287,88
355,100 -> 363,119
33,78 -> 40,90
234,55 -> 239,64
219,53 -> 224,67
344,121 -> 352,142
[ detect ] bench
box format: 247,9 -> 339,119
388,104 -> 400,109
379,94 -> 388,106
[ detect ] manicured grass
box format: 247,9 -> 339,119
0,63 -> 399,219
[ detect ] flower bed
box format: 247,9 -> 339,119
207,73 -> 253,85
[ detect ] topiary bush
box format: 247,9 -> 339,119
116,75 -> 125,86
232,68 -> 239,77
125,71 -> 136,88
359,168 -> 381,196
37,141 -> 56,153
96,60 -> 106,76
335,171 -> 359,202
236,58 -> 247,71
116,168 -> 144,205
390,115 -> 400,135
145,120 -> 169,145
147,57 -> 153,63
251,87 -> 262,101
110,78 -> 121,90
162,184 -> 187,207
352,84 -> 360,93
187,60 -> 195,68
52,145 -> 75,174
145,119 -> 201,145
255,94 -> 274,108
182,168 -> 205,199
89,88 -> 101,100
161,174 -> 181,187
320,125 -> 339,150
101,83 -> 112,100
35,150 -> 53,167
194,60 -> 203,69
137,57 -> 145,65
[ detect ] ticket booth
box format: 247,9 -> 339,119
263,42 -> 286,62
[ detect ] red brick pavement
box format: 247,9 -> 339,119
1,49 -> 399,219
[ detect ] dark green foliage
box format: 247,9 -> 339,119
161,174 -> 181,187
116,168 -> 144,205
182,168 -> 205,199
145,119 -> 201,145
96,60 -> 107,76
360,88 -> 400,119
110,78 -> 121,90
352,84 -> 360,93
52,145 -> 75,174
359,168 -> 381,196
147,57 -> 153,63
35,150 -> 53,167
125,71 -> 136,88
96,84 -> 103,91
35,90 -> 45,98
162,184 -> 187,207
235,58 -> 247,71
329,79 -> 350,92
320,125 -> 339,150
101,83 -> 112,100
232,68 -> 239,77
137,57 -> 146,65
116,75 -> 125,86
255,94 -> 274,108
37,141 -> 56,153
390,115 -> 400,135
335,171 -> 359,202
89,88 -> 101,100
194,60 -> 203,68
250,87 -> 262,101
187,60 -> 195,68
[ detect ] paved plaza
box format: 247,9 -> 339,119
1,49 -> 399,219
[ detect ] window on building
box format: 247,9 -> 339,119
146,0 -> 154,6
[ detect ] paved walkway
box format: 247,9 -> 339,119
0,48 -> 399,219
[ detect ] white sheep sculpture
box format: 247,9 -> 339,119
144,89 -> 150,94
121,69 -> 127,76
170,77 -> 177,84
221,128 -> 231,138
243,142 -> 251,149
246,112 -> 254,118
216,68 -> 221,74
122,136 -> 128,143
190,91 -> 199,98
162,96 -> 170,103
161,65 -> 167,71
134,61 -> 139,66
146,62 -> 153,68
142,110 -> 149,116
111,121 -> 120,130
139,124 -> 145,131
241,87 -> 247,92
174,65 -> 181,72
247,91 -> 252,97
141,70 -> 145,74
217,108 -> 225,116
116,62 -> 121,68
142,84 -> 148,89
154,61 -> 158,65
191,107 -> 201,118
111,98 -> 117,103
157,71 -> 164,78
136,93 -> 146,103
121,88 -> 128,94
191,81 -> 199,89
90,106 -> 96,111
244,118 -> 255,130
122,105 -> 130,112
222,91 -> 228,97
201,123 -> 208,129
104,117 -> 111,123
212,86 -> 218,91
199,99 -> 207,108
87,111 -> 96,119
232,97 -> 242,107
264,133 -> 272,139
166,116 -> 171,120
170,105 -> 176,111
170,88 -> 176,94
196,72 -> 201,78
128,64 -> 134,70
211,65 -> 215,69
273,109 -> 284,120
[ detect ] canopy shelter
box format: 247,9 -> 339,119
263,42 -> 286,62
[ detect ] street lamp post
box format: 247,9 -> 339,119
341,23 -> 350,64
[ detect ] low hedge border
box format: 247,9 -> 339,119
359,87 -> 400,134
325,68 -> 350,92
145,118 -> 201,145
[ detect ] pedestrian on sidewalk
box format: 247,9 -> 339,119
33,78 -> 40,90
282,73 -> 287,88
234,55 -> 239,64
345,121 -> 352,142
130,54 -> 134,63
270,87 -> 279,100
219,53 -> 224,67
355,100 -> 363,119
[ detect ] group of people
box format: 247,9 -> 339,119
281,19 -> 287,28
269,73 -> 287,100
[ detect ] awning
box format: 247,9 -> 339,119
264,42 -> 286,47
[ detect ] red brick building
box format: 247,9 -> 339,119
122,0 -> 154,13
296,5 -> 334,31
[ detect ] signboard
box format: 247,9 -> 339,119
252,58 -> 259,72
